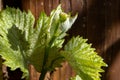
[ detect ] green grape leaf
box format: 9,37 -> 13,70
0,7 -> 35,78
62,36 -> 107,80
0,5 -> 77,79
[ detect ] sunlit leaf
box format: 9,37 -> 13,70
0,7 -> 35,78
62,36 -> 107,80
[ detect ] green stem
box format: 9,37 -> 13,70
39,46 -> 49,80
39,69 -> 47,80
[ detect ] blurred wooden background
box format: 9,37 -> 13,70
1,0 -> 120,80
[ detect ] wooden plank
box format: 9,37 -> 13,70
22,0 -> 44,19
29,65 -> 40,80
103,0 -> 114,79
44,0 -> 52,15
71,0 -> 84,15
68,0 -> 87,38
29,0 -> 36,19
103,0 -> 120,80
63,62 -> 73,80
22,0 -> 30,11
60,62 -> 71,80
52,68 -> 61,80
36,0 -> 44,19
52,0 -> 59,9
60,0 -> 71,13
86,0 -> 106,54
85,0 -> 106,79
0,0 -> 2,10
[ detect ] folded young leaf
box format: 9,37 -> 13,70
62,36 -> 107,80
28,5 -> 77,73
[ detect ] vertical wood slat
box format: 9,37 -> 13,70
29,65 -> 40,80
103,0 -> 114,79
44,0 -> 53,15
60,0 -> 71,13
52,0 -> 59,10
22,0 -> 44,20
71,0 -> 84,15
0,0 -> 2,10
51,62 -> 75,80
104,0 -> 120,80
86,0 -> 106,53
35,0 -> 44,20
52,69 -> 61,80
